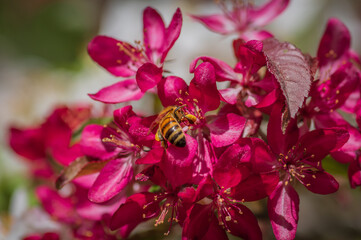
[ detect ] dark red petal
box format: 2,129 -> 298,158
232,172 -> 279,201
143,7 -> 165,62
88,157 -> 133,203
250,138 -> 278,173
88,36 -> 136,77
36,186 -> 78,224
8,127 -> 46,161
88,79 -> 144,104
297,128 -> 349,163
226,203 -> 262,240
299,170 -> 339,194
348,156 -> 361,188
110,192 -> 159,231
268,182 -> 299,240
267,102 -> 299,154
182,204 -> 219,240
158,75 -> 188,107
136,63 -> 163,92
209,113 -> 246,148
190,56 -> 238,82
161,8 -> 182,63
189,62 -> 220,112
317,18 -> 351,67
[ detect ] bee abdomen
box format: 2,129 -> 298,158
168,129 -> 186,147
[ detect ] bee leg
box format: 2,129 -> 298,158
156,129 -> 168,149
184,114 -> 197,124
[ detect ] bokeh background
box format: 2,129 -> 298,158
1,0 -> 361,239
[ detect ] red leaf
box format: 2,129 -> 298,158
263,38 -> 312,118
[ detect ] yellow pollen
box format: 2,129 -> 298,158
193,99 -> 198,103
311,154 -> 315,158
116,60 -> 122,64
292,146 -> 296,150
185,91 -> 189,96
306,183 -> 311,186
179,90 -> 182,94
225,216 -> 231,221
285,156 -> 289,159
143,214 -> 146,218
336,90 -> 340,94
312,175 -> 316,179
234,220 -> 238,223
239,210 -> 243,215
285,181 -> 289,186
154,196 -> 158,201
335,99 -> 339,104
143,205 -> 147,209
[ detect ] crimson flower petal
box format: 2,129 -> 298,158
136,147 -> 163,165
250,138 -> 278,173
182,204 -> 224,240
299,170 -> 339,194
248,0 -> 290,27
161,8 -> 182,63
190,56 -> 238,82
226,203 -> 262,240
348,156 -> 361,188
136,63 -> 163,92
218,87 -> 241,104
297,128 -> 349,164
213,144 -> 251,188
189,62 -> 220,112
267,103 -> 299,154
110,193 -> 159,232
209,113 -> 246,148
80,125 -> 119,160
190,14 -> 234,35
268,182 -> 299,240
36,186 -> 77,224
88,157 -> 133,203
158,76 -> 188,107
9,127 -> 45,161
160,134 -> 198,187
317,18 -> 351,68
88,79 -> 144,104
88,36 -> 136,77
143,7 -> 166,62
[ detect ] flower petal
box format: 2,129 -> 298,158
299,170 -> 339,194
248,0 -> 290,27
136,63 -> 163,92
250,138 -> 278,173
268,182 -> 299,240
158,76 -> 188,107
110,193 -> 159,232
160,134 -> 198,187
143,7 -> 165,62
88,157 -> 133,203
80,125 -> 119,160
189,62 -> 220,112
190,14 -> 234,35
89,79 -> 144,104
88,36 -> 136,77
348,156 -> 361,188
317,18 -> 351,68
226,203 -> 262,240
161,8 -> 182,63
209,113 -> 246,148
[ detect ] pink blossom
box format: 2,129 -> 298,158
190,0 -> 289,40
88,7 -> 182,103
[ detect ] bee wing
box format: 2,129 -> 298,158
147,106 -> 175,134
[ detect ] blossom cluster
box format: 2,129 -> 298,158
7,0 -> 361,239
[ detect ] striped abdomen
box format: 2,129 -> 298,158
159,116 -> 186,147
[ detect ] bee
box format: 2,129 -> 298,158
149,105 -> 197,149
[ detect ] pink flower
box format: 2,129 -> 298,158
190,0 -> 289,40
110,166 -> 194,238
8,105 -> 91,178
252,103 -> 349,240
80,105 -> 155,203
88,7 -> 182,103
154,62 -> 246,187
182,142 -> 269,240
